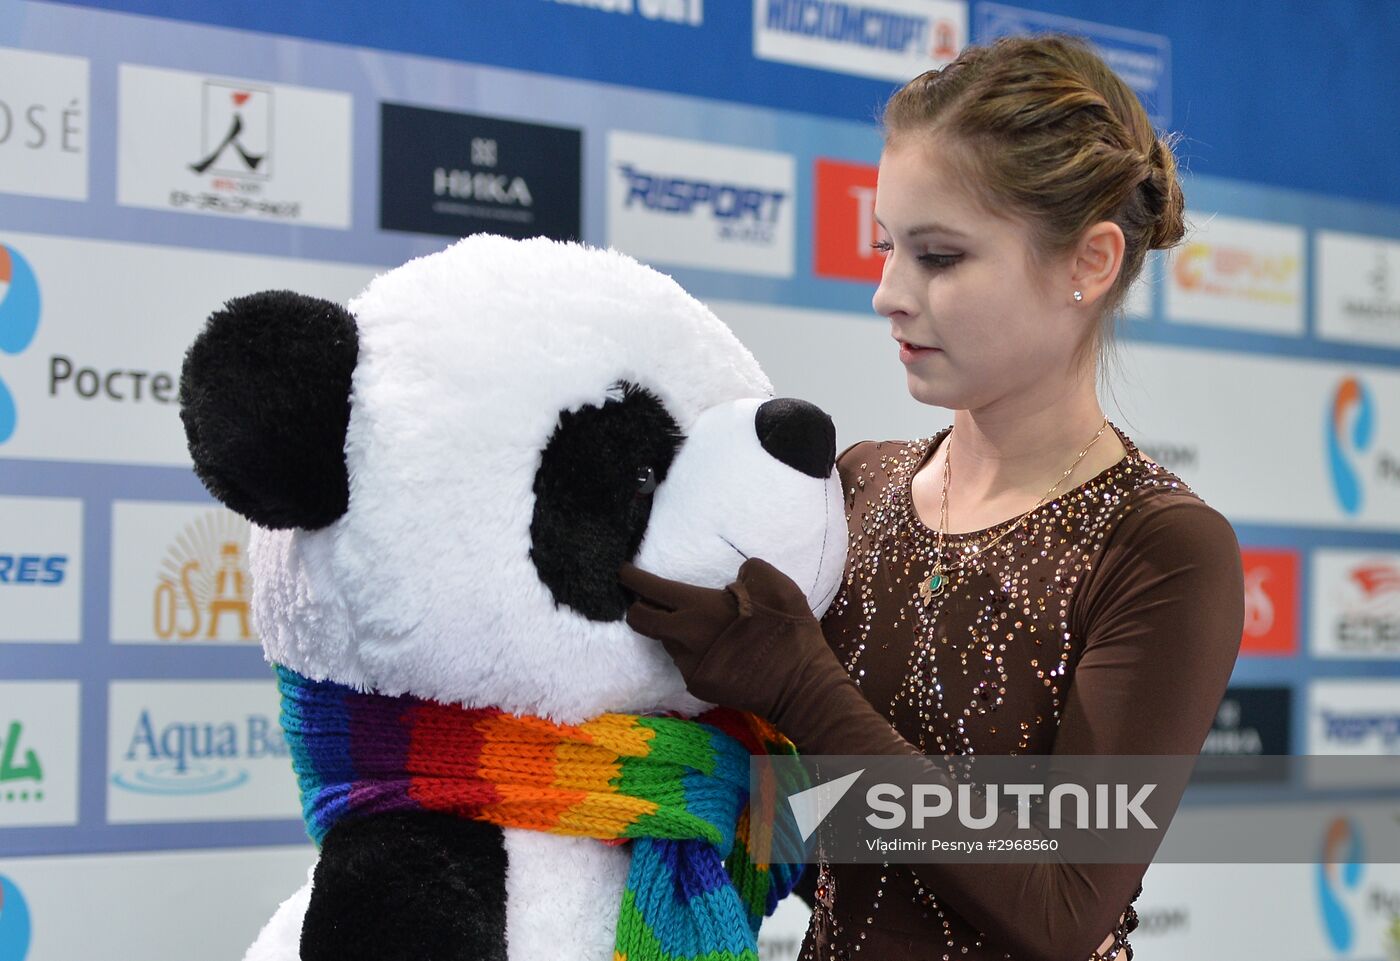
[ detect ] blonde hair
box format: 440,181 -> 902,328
882,33 -> 1185,381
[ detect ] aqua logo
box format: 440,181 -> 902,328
112,710 -> 286,795
0,875 -> 31,961
1327,377 -> 1375,515
1316,816 -> 1363,952
0,244 -> 42,445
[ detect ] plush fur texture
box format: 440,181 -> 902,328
754,398 -> 837,479
304,814 -> 509,961
530,381 -> 684,622
181,235 -> 846,961
179,291 -> 358,531
240,235 -> 845,725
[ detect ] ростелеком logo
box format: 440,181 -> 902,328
1327,376 -> 1375,515
1316,816 -> 1364,953
0,244 -> 41,445
0,874 -> 31,961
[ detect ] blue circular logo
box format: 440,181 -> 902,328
0,244 -> 43,446
1326,377 -> 1375,516
0,875 -> 32,961
1316,817 -> 1364,953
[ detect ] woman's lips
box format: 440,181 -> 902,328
896,339 -> 941,364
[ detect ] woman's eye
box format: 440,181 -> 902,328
917,252 -> 962,269
868,242 -> 961,270
635,465 -> 657,496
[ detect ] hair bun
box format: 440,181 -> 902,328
1143,136 -> 1186,250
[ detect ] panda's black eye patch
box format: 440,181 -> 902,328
529,380 -> 683,621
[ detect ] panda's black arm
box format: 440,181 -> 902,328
301,812 -> 509,961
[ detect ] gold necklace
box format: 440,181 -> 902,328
917,417 -> 1111,605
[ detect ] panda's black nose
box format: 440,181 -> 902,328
755,398 -> 837,479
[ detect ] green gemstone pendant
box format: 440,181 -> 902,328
919,570 -> 948,605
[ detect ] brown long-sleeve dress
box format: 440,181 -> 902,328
795,421 -> 1246,961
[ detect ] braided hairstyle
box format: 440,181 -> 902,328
881,33 -> 1185,376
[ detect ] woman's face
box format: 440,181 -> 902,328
872,136 -> 1087,412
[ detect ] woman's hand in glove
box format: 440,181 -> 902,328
617,557 -> 920,758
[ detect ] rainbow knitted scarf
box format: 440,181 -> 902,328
274,664 -> 806,961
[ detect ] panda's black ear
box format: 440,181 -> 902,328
179,290 -> 359,531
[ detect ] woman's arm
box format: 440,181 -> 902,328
621,455 -> 1244,961
892,493 -> 1245,961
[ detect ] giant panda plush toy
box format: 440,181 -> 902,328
177,234 -> 845,961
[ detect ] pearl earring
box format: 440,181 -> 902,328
1072,290 -> 1084,302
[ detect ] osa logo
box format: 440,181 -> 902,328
1327,377 -> 1375,515
1316,816 -> 1364,953
0,875 -> 31,961
152,511 -> 254,642
0,244 -> 42,445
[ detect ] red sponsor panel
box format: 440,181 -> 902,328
1239,547 -> 1300,655
814,158 -> 882,283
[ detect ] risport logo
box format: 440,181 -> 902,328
0,244 -> 41,445
152,511 -> 254,642
1327,376 -> 1375,515
615,162 -> 787,237
606,131 -> 795,277
0,875 -> 31,961
1316,816 -> 1364,953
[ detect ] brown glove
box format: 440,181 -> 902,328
618,556 -> 921,758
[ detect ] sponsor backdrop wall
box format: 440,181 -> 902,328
2,1 -> 1399,959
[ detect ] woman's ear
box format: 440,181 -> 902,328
1071,221 -> 1126,305
179,290 -> 359,531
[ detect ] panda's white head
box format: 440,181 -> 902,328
180,235 -> 846,725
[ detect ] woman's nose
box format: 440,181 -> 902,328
871,258 -> 906,318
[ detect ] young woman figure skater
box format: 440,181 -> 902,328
621,33 -> 1245,961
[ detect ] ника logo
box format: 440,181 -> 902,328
0,244 -> 41,444
1316,816 -> 1363,952
1327,376 -> 1375,515
0,875 -> 31,961
379,104 -> 581,241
